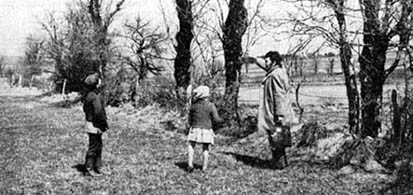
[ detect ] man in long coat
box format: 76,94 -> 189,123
256,51 -> 293,168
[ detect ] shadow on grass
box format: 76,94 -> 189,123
161,120 -> 188,135
221,152 -> 280,170
34,91 -> 82,108
175,162 -> 202,172
50,100 -> 77,108
35,91 -> 54,98
72,164 -> 88,174
379,162 -> 413,195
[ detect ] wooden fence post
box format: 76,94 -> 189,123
18,74 -> 22,88
392,90 -> 401,145
295,82 -> 305,123
62,79 -> 67,95
400,97 -> 411,144
29,75 -> 33,89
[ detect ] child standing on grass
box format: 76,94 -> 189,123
82,73 -> 109,177
187,86 -> 222,173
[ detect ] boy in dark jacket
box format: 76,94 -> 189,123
82,73 -> 109,176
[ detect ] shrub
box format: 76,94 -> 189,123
296,121 -> 330,147
379,89 -> 413,195
134,76 -> 180,109
382,159 -> 413,194
105,65 -> 137,107
5,68 -> 15,85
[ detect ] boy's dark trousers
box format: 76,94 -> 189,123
85,133 -> 102,170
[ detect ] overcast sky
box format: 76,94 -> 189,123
0,0 -> 289,57
0,0 -> 66,56
0,0 -> 173,56
0,0 -> 359,57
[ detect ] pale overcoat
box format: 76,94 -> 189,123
258,66 -> 293,133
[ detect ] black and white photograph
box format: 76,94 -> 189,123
1,0 -> 413,194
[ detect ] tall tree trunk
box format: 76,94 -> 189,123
357,0 -> 413,137
359,6 -> 386,138
88,0 -> 124,100
359,39 -> 387,138
89,0 -> 105,74
391,90 -> 401,144
340,44 -> 360,134
222,0 -> 248,123
358,0 -> 391,138
174,0 -> 194,99
331,0 -> 360,134
88,0 -> 124,77
359,55 -> 385,138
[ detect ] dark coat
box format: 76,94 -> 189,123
189,99 -> 222,130
83,89 -> 108,132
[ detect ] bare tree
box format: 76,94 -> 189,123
40,0 -> 125,93
23,34 -> 45,88
283,37 -> 311,74
88,0 -> 125,78
328,57 -> 334,76
222,0 -> 248,122
124,18 -> 167,81
0,56 -> 5,77
174,0 -> 194,99
284,0 -> 362,134
290,0 -> 413,136
41,13 -> 65,88
43,3 -> 99,92
358,0 -> 413,137
177,0 -> 265,122
325,0 -> 360,134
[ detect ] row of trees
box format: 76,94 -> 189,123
175,0 -> 413,139
41,0 -> 126,92
25,0 -> 263,114
24,0 -> 413,139
29,0 -> 167,103
282,0 -> 413,139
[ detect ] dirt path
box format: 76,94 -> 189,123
0,96 -> 391,195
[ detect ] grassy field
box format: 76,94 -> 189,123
0,86 -> 400,195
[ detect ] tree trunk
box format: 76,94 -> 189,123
392,90 -> 401,144
328,58 -> 334,76
358,0 -> 389,138
313,57 -> 318,75
89,0 -> 105,74
18,75 -> 22,88
174,0 -> 194,99
88,0 -> 124,84
29,75 -> 34,89
359,44 -> 387,138
295,82 -> 305,122
294,57 -> 299,76
62,79 -> 67,95
331,0 -> 360,134
222,0 -> 248,122
340,44 -> 360,134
